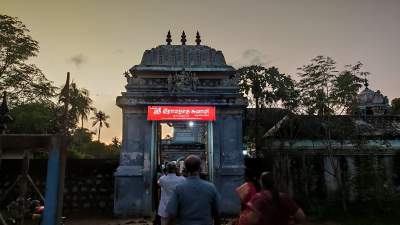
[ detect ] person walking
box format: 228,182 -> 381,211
241,171 -> 305,225
158,162 -> 185,225
235,168 -> 260,225
166,155 -> 221,225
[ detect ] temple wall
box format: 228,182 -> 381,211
0,159 -> 117,213
114,106 -> 245,217
114,108 -> 153,217
260,140 -> 400,206
213,110 -> 245,215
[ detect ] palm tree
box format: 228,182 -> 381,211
91,109 -> 110,142
76,87 -> 95,128
59,82 -> 95,130
110,136 -> 121,151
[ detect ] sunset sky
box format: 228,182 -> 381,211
2,0 -> 400,143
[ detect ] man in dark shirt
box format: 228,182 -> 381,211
166,155 -> 221,225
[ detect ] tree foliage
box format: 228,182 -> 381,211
8,102 -> 57,133
238,65 -> 298,153
75,85 -> 94,128
59,81 -> 95,131
0,14 -> 56,105
391,98 -> 400,115
110,136 -> 122,151
298,56 -> 367,115
68,128 -> 120,159
238,65 -> 299,110
238,65 -> 266,109
332,63 -> 368,114
297,56 -> 337,116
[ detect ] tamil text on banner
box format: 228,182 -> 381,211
147,106 -> 216,121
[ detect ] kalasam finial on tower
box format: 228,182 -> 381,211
181,30 -> 186,45
166,30 -> 172,45
195,31 -> 201,45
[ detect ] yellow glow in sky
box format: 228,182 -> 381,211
2,0 -> 400,143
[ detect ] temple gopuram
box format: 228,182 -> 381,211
114,31 -> 247,216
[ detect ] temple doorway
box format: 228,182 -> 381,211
150,120 -> 214,211
156,121 -> 212,178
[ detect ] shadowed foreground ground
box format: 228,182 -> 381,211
58,215 -> 337,225
18,212 -> 399,225
63,215 -> 400,225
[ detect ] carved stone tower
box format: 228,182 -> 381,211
355,85 -> 390,116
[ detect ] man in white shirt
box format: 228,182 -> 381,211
158,161 -> 185,225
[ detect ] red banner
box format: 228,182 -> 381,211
147,106 -> 216,121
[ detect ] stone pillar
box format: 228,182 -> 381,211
114,108 -> 153,217
213,109 -> 244,215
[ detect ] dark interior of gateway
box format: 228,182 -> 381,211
152,121 -> 211,211
156,121 -> 210,178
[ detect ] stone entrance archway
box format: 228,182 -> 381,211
114,33 -> 247,216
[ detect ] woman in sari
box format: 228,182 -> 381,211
235,168 -> 260,225
240,172 -> 306,225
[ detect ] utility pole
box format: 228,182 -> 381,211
56,72 -> 70,225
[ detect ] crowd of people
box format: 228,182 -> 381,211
155,155 -> 305,225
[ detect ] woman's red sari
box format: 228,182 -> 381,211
239,190 -> 299,225
235,182 -> 258,225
